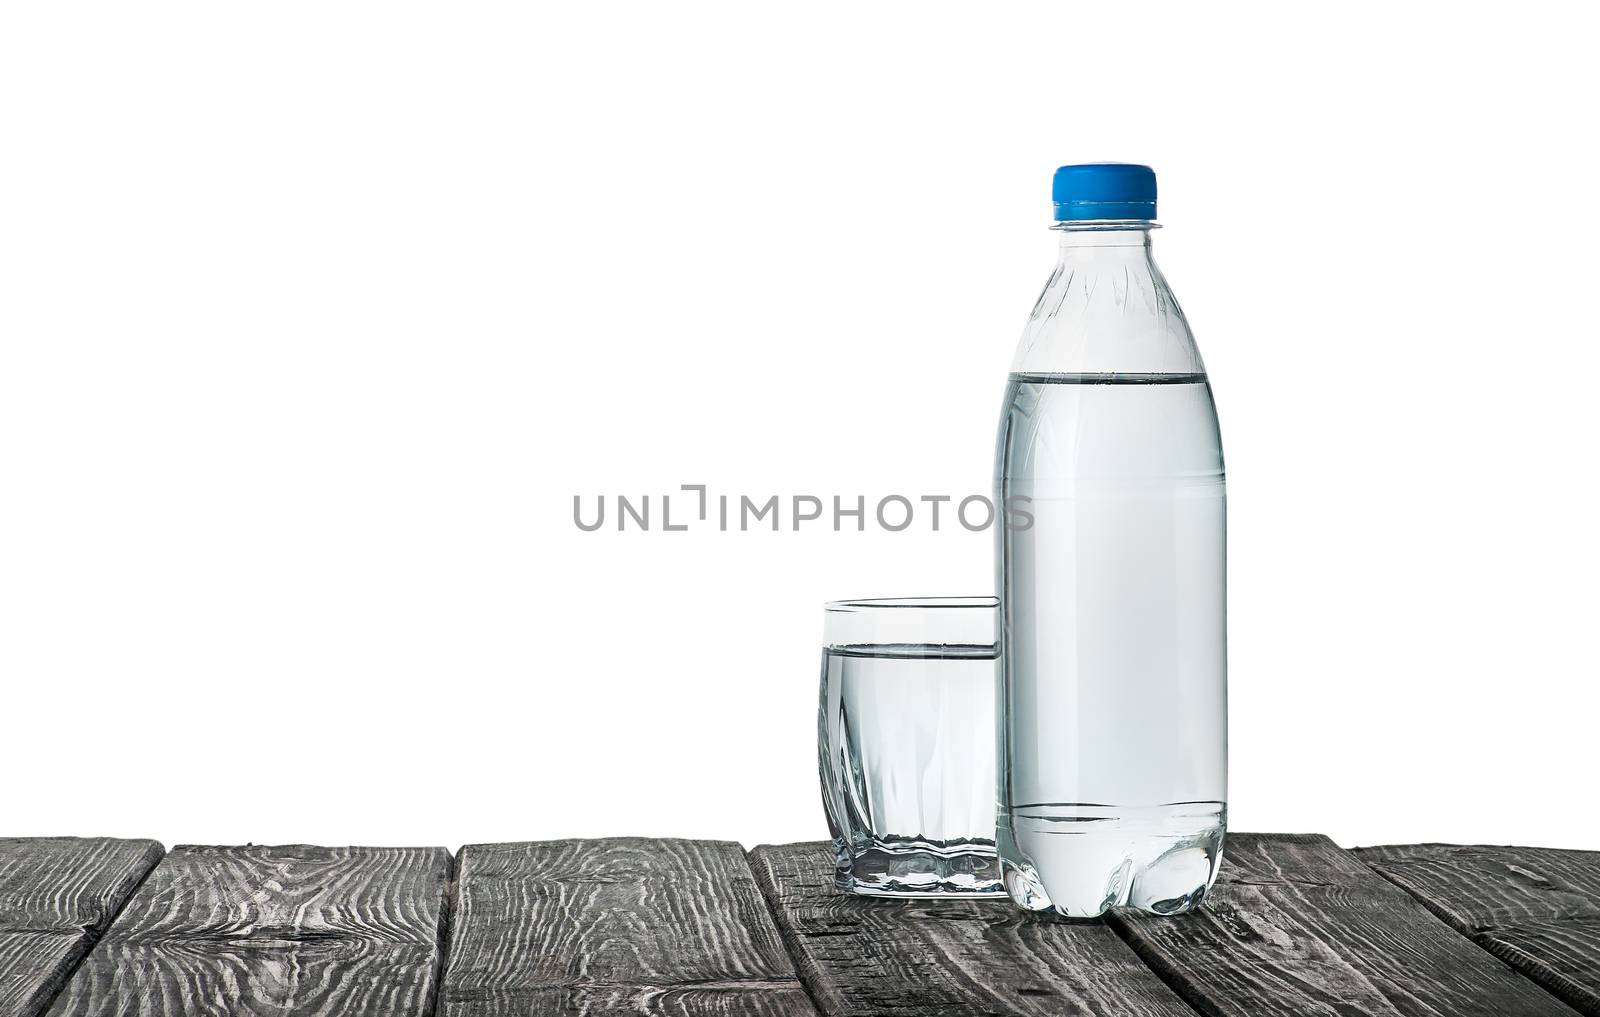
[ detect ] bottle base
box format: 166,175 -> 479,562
997,802 -> 1226,918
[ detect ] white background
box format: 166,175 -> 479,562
2,2 -> 1596,851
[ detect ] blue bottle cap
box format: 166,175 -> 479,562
1052,163 -> 1157,221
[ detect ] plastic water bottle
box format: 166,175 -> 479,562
994,164 -> 1226,917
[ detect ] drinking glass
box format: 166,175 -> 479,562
818,596 -> 1003,897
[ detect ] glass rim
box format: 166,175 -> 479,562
824,596 -> 997,613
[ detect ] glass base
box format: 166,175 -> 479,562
834,838 -> 1006,898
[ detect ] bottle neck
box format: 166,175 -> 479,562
1053,220 -> 1156,256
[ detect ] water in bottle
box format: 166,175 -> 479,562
995,164 -> 1227,918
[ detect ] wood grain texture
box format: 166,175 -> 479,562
0,838 -> 163,1017
749,841 -> 1195,1017
45,844 -> 451,1017
1357,844 -> 1600,1016
1109,833 -> 1581,1017
442,838 -> 817,1017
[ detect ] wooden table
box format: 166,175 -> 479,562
1,834 -> 1595,1016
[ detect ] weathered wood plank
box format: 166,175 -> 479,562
0,838 -> 163,1017
749,841 -> 1195,1017
1108,833 -> 1581,1017
45,844 -> 451,1017
441,838 -> 817,1017
1357,843 -> 1600,1016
